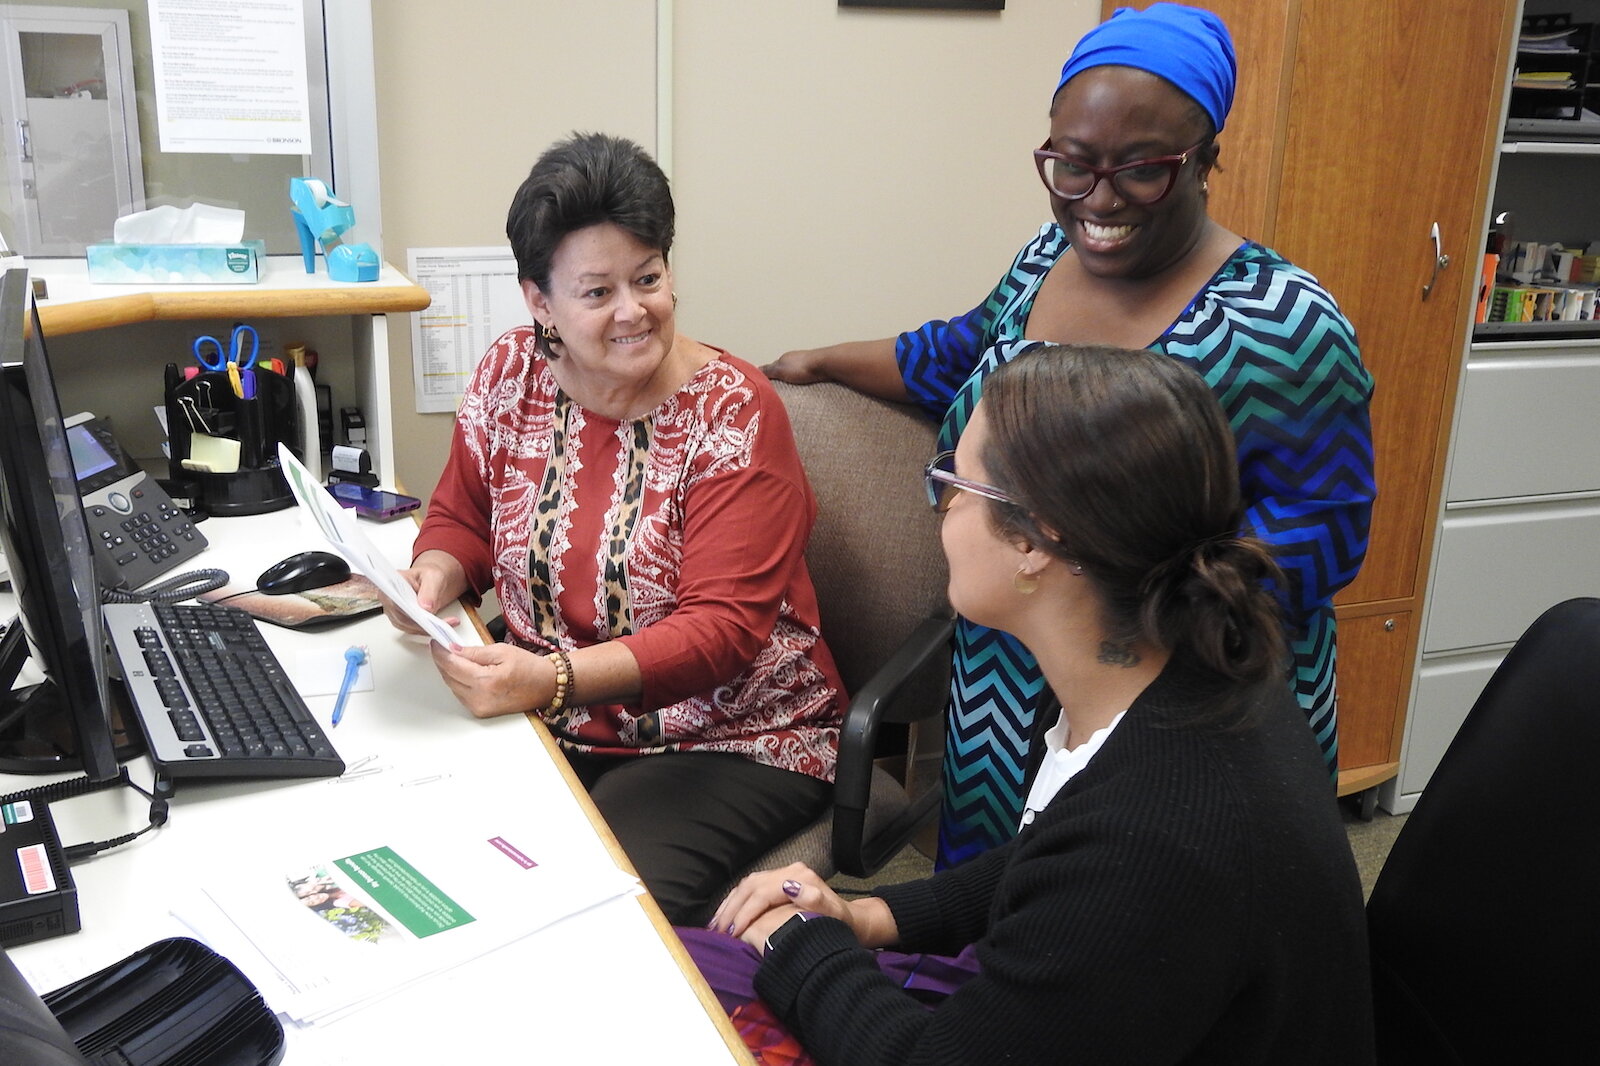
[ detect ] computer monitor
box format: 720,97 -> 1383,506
0,266 -> 128,780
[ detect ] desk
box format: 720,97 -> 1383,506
2,509 -> 749,1063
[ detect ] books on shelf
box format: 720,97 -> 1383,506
1485,284 -> 1597,325
1482,241 -> 1600,326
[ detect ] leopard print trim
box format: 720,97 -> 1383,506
602,417 -> 651,639
526,390 -> 572,649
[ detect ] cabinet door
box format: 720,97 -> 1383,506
1271,0 -> 1516,605
1334,610 -> 1413,789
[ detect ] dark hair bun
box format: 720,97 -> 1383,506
1139,533 -> 1285,683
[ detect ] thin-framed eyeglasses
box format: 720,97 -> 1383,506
1032,139 -> 1208,206
924,450 -> 1020,514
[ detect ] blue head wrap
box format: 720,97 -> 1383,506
1054,3 -> 1236,133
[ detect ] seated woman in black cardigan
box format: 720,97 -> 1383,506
681,343 -> 1375,1065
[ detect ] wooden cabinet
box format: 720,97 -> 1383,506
1106,0 -> 1518,797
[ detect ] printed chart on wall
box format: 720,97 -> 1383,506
407,247 -> 527,414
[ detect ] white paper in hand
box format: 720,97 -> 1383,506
276,444 -> 457,645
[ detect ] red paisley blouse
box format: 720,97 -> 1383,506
415,327 -> 844,781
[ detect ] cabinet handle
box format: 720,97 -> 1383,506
1421,222 -> 1450,300
15,119 -> 30,163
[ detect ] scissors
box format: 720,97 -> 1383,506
192,323 -> 259,374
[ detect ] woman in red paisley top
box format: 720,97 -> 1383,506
394,132 -> 846,925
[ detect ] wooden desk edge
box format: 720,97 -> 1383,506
37,284 -> 431,336
458,605 -> 755,1064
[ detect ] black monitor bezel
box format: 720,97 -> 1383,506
0,266 -> 124,780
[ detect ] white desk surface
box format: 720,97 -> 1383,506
3,507 -> 749,1064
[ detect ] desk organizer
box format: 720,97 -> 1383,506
164,363 -> 301,516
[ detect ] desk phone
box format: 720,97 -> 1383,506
65,412 -> 207,590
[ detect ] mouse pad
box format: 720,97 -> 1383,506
198,574 -> 384,630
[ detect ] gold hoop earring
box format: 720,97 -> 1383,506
1013,567 -> 1039,595
544,323 -> 561,343
671,292 -> 678,307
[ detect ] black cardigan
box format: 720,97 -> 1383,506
754,661 -> 1375,1065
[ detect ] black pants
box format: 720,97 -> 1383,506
562,749 -> 832,926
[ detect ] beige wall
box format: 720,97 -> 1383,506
373,1 -> 1097,500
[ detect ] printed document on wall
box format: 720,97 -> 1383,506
149,0 -> 313,154
407,248 -> 526,414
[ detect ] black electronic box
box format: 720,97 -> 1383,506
0,797 -> 79,948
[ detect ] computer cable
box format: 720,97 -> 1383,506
0,768 -> 174,863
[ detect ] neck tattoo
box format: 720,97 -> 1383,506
1097,641 -> 1141,668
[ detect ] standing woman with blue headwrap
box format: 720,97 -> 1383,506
768,2 -> 1376,869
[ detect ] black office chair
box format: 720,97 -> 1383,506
740,381 -> 953,880
1365,597 -> 1600,1064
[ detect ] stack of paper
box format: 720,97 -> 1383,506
1513,70 -> 1576,90
1518,28 -> 1582,54
172,780 -> 639,1025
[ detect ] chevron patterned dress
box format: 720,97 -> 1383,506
899,223 -> 1376,868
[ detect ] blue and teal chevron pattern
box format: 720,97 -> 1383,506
899,227 -> 1376,869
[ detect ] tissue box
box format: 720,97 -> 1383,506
85,240 -> 265,284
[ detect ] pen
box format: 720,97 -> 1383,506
227,360 -> 243,398
331,645 -> 367,727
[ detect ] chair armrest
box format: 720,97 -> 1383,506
831,614 -> 955,876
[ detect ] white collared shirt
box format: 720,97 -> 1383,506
1019,708 -> 1126,829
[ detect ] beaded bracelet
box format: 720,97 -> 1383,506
543,648 -> 573,714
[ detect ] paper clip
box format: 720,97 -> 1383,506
335,754 -> 391,783
401,773 -> 451,788
178,395 -> 211,434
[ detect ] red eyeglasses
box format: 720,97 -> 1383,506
1032,139 -> 1207,206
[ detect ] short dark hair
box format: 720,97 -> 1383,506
505,131 -> 675,293
979,344 -> 1285,685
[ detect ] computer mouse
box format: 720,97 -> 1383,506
256,551 -> 351,596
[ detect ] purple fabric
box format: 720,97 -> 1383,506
677,926 -> 981,1013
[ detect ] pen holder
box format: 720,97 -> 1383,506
165,364 -> 298,516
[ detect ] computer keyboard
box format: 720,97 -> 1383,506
103,601 -> 346,780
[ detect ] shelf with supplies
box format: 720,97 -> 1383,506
29,257 -> 428,337
1475,130 -> 1600,339
1509,12 -> 1596,125
26,256 -> 429,487
1475,237 -> 1600,337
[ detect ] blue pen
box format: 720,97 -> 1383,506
331,645 -> 367,727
